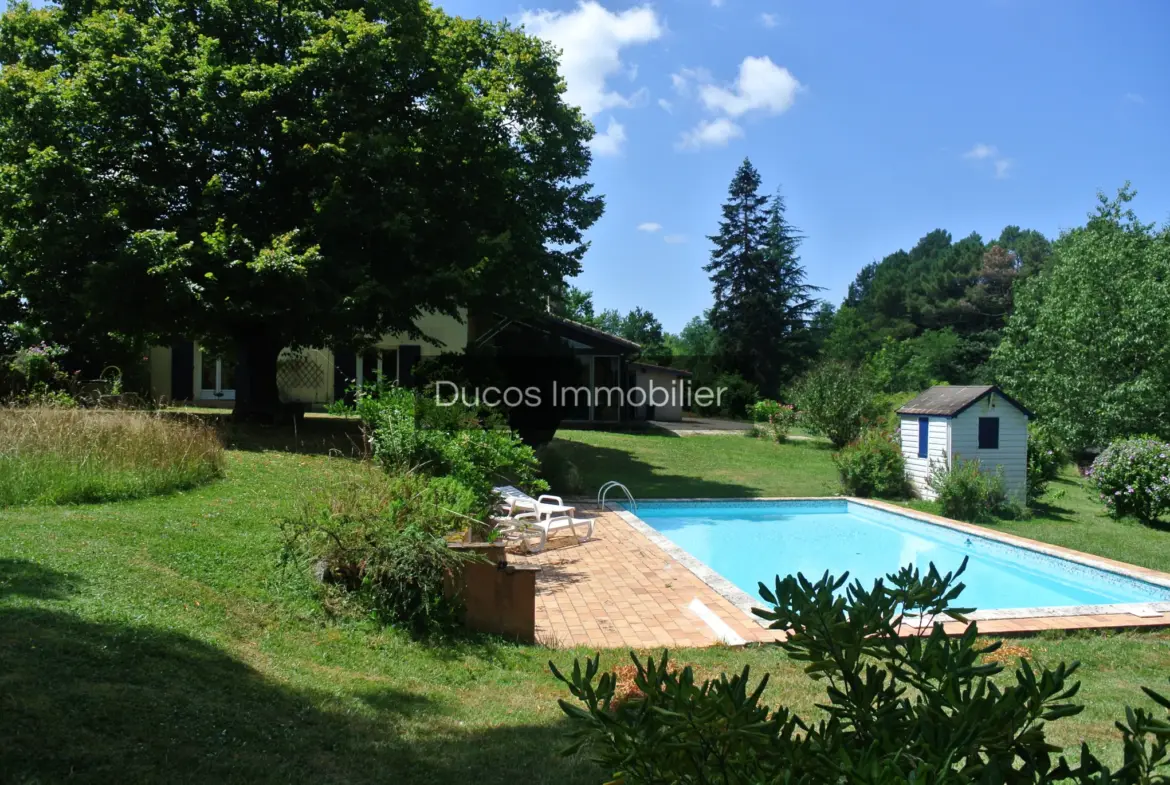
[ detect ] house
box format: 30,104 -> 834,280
897,385 -> 1031,502
145,310 -> 685,422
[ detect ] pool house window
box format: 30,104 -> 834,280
917,417 -> 929,458
978,417 -> 1000,450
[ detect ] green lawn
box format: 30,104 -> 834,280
2,427 -> 1169,781
553,429 -> 839,498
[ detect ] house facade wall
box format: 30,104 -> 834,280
374,311 -> 468,357
147,311 -> 468,405
148,346 -> 172,401
949,393 -> 1029,502
900,415 -> 950,499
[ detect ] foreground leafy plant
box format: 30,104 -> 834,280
553,559 -> 1170,783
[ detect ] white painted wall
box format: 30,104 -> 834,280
949,393 -> 1029,502
375,310 -> 468,357
900,415 -> 950,499
634,368 -> 686,422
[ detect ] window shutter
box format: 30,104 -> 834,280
399,345 -> 422,388
333,351 -> 356,405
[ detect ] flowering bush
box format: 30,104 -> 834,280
5,342 -> 74,400
832,428 -> 907,498
750,399 -> 797,442
1087,436 -> 1170,523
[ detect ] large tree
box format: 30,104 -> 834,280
705,159 -> 818,395
993,185 -> 1170,453
0,0 -> 602,418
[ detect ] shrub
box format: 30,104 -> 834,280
0,407 -> 223,505
553,559 -> 1170,783
6,342 -> 68,388
1027,422 -> 1067,503
791,361 -> 875,448
535,442 -> 583,496
750,399 -> 797,442
833,428 -> 907,498
334,383 -> 547,520
927,457 -> 1015,523
1087,436 -> 1170,523
280,468 -> 480,633
695,371 -> 758,418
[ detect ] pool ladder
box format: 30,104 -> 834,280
598,480 -> 637,513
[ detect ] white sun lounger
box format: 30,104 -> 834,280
495,510 -> 594,554
494,485 -> 574,520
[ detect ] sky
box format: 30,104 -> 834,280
434,0 -> 1170,332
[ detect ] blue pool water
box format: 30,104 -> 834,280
633,500 -> 1170,611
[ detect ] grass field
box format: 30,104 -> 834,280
2,426 -> 1169,781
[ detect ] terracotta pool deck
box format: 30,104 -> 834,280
509,503 -> 1170,650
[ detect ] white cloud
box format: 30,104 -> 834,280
663,234 -> 688,244
657,98 -> 673,112
520,2 -> 663,119
698,56 -> 801,117
760,12 -> 779,28
963,143 -> 998,160
1124,92 -> 1145,104
637,222 -> 662,232
670,67 -> 711,97
590,117 -> 627,156
671,58 -> 800,151
962,143 -> 1012,179
677,117 -> 744,150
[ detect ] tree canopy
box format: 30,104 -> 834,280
0,0 -> 602,416
824,225 -> 1053,390
992,186 -> 1170,453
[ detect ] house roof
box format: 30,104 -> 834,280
897,385 -> 1032,418
630,361 -> 692,377
542,314 -> 641,353
479,312 -> 641,354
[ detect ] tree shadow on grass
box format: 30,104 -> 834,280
0,558 -> 82,600
551,437 -> 760,499
1025,477 -> 1091,524
163,411 -> 367,457
0,562 -> 600,785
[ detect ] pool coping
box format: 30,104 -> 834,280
612,497 -> 1170,630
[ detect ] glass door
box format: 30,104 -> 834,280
198,348 -> 236,400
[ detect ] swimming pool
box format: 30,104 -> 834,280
627,500 -> 1170,614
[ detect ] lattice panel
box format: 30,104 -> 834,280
277,349 -> 330,402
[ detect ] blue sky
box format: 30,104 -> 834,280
446,0 -> 1170,332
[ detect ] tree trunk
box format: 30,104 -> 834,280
232,334 -> 285,423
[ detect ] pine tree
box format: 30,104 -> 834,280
705,159 -> 819,395
762,188 -> 821,383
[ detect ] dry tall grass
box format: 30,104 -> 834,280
0,407 -> 224,505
